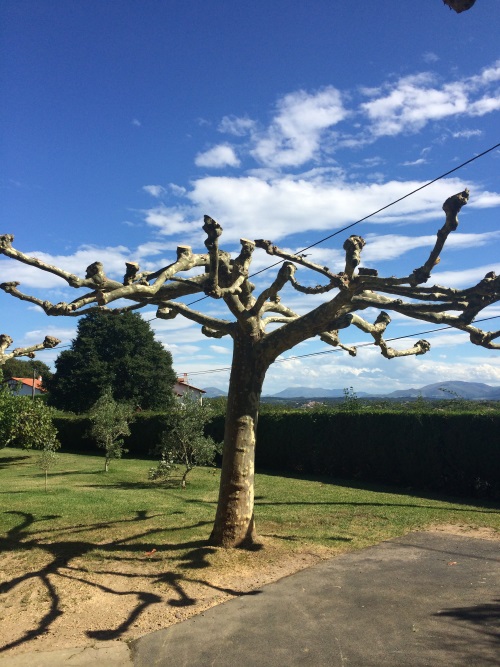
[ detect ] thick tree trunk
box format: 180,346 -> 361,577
209,333 -> 267,548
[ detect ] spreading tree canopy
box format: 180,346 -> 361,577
1,190 -> 499,547
45,310 -> 177,413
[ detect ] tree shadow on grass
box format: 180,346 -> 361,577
0,510 -> 260,653
0,455 -> 31,469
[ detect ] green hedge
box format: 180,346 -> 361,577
207,410 -> 500,500
53,412 -> 167,458
54,409 -> 500,499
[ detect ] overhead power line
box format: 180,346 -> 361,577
44,143 -> 500,364
181,315 -> 500,378
183,139 -> 500,303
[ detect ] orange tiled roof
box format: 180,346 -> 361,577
9,377 -> 46,392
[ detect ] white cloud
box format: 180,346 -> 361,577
360,62 -> 500,138
195,144 -> 240,168
431,264 -> 500,288
142,173 -> 499,245
142,185 -> 166,198
210,345 -> 231,354
131,118 -> 142,127
250,87 -> 347,168
362,231 -> 500,263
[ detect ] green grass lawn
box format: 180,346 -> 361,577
2,446 -> 499,555
1,446 -> 499,654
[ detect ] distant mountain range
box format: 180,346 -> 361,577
203,381 -> 500,400
202,386 -> 228,398
384,381 -> 500,400
267,386 -> 371,399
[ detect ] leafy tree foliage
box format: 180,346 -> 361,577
2,358 -> 53,383
0,385 -> 20,448
0,390 -> 59,451
36,447 -> 59,492
150,394 -> 221,487
88,388 -> 135,471
47,311 -> 177,413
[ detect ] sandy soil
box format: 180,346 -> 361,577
0,524 -> 497,658
0,539 -> 328,658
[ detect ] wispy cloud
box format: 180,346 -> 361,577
422,52 -> 439,64
250,87 -> 347,168
360,61 -> 500,138
218,115 -> 256,136
451,129 -> 483,139
143,185 -> 166,198
401,158 -> 426,167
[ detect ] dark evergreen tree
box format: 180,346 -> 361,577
46,311 -> 176,413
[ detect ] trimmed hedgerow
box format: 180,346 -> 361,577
54,408 -> 500,499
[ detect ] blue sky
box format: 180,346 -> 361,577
1,1 -> 500,395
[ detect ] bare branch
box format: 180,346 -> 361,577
0,282 -> 95,316
214,238 -> 256,300
319,330 -> 357,357
261,315 -> 298,326
201,326 -> 230,339
0,333 -> 60,365
203,215 -> 223,297
97,246 -> 209,307
254,238 -> 346,284
0,235 -> 110,289
252,262 -> 297,316
157,301 -> 233,336
347,311 -> 431,359
410,189 -> 469,285
343,235 -> 366,278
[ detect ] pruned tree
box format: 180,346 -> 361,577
0,333 -> 60,367
1,190 -> 499,546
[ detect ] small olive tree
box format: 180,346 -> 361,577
36,447 -> 59,492
150,393 -> 221,488
88,388 -> 135,472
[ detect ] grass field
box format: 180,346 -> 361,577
1,446 -> 499,654
2,446 -> 500,553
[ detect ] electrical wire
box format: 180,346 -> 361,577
41,143 -> 500,370
181,314 -> 500,378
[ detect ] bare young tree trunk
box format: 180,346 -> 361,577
209,333 -> 267,548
